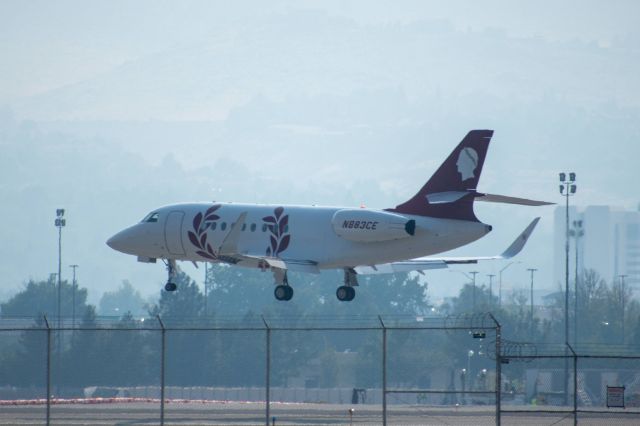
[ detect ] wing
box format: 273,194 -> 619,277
354,217 -> 540,275
217,253 -> 321,274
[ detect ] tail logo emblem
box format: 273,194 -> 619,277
456,147 -> 479,181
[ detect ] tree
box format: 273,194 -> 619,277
149,272 -> 204,319
99,280 -> 147,317
0,317 -> 48,386
1,278 -> 88,318
148,272 -> 211,385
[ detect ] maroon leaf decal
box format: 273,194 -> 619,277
188,231 -> 200,248
278,235 -> 290,254
262,207 -> 292,257
206,243 -> 215,256
196,250 -> 215,260
279,215 -> 289,235
205,205 -> 220,216
200,232 -> 207,247
193,212 -> 203,231
204,214 -> 220,222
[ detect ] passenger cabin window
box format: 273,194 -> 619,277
262,224 -> 268,232
242,223 -> 247,231
211,222 -> 217,230
142,212 -> 159,223
221,222 -> 227,231
250,223 -> 256,232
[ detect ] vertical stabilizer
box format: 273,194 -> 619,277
387,130 -> 493,221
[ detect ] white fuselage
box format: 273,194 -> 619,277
108,202 -> 491,270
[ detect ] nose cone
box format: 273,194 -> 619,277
107,228 -> 137,254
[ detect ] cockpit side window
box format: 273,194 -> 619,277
141,212 -> 159,223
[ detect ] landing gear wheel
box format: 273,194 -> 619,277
347,286 -> 355,301
285,285 -> 293,300
274,285 -> 293,301
164,282 -> 177,292
336,286 -> 355,302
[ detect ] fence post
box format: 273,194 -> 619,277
44,315 -> 51,426
567,343 -> 577,426
378,316 -> 387,426
494,319 -> 502,426
262,316 -> 271,426
157,315 -> 166,426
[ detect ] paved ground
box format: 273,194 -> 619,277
1,401 -> 639,425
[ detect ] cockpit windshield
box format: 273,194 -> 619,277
141,212 -> 159,223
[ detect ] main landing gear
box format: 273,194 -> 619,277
273,269 -> 294,301
164,259 -> 178,292
336,268 -> 358,302
274,285 -> 294,301
270,268 -> 359,302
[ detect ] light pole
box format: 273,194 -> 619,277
559,172 -> 576,406
69,265 -> 78,329
204,263 -> 209,316
499,261 -> 520,307
54,209 -> 66,329
470,271 -> 479,312
619,274 -> 628,343
487,274 -> 495,310
467,350 -> 474,393
527,268 -> 537,337
54,209 -> 66,397
570,220 -> 584,345
449,270 -> 479,312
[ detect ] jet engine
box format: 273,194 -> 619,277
331,209 -> 416,243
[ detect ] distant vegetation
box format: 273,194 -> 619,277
1,267 -> 638,390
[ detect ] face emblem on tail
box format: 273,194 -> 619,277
456,147 -> 479,181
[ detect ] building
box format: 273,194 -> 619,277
553,205 -> 640,289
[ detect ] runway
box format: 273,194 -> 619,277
1,400 -> 639,425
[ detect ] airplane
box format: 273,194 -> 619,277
107,130 -> 552,302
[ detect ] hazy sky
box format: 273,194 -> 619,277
2,0 -> 639,101
1,0 -> 638,305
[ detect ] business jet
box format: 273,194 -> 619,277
107,130 -> 551,301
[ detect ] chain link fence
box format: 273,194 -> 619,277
500,342 -> 640,425
1,314 -> 639,425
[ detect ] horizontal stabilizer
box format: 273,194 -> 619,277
475,193 -> 554,206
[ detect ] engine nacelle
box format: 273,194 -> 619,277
331,209 -> 416,243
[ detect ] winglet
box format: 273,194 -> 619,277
499,217 -> 540,259
218,211 -> 248,255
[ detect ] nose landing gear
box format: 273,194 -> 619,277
336,286 -> 355,301
164,259 -> 178,292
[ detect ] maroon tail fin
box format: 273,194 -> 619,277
387,130 -> 493,221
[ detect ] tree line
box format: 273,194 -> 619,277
0,266 -> 638,391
